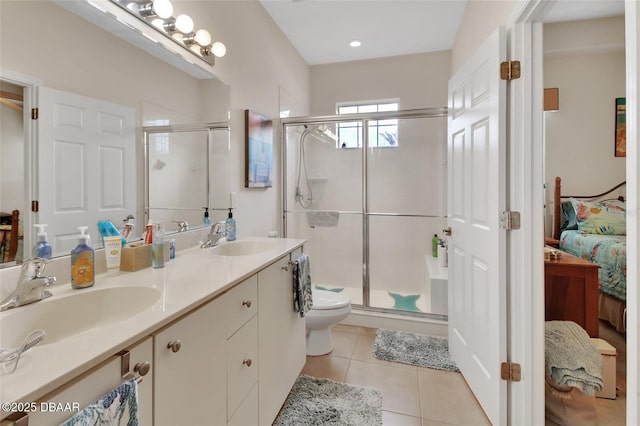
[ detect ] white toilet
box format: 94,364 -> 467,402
305,289 -> 352,356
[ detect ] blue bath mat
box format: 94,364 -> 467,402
388,292 -> 421,312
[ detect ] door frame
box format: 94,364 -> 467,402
0,68 -> 40,256
508,0 -> 638,423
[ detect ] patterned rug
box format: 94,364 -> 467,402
273,375 -> 382,426
373,328 -> 459,372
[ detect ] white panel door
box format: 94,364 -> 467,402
447,28 -> 507,425
38,87 -> 135,255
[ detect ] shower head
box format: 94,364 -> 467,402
304,124 -> 338,143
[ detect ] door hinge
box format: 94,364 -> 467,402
31,200 -> 39,213
500,210 -> 521,230
500,60 -> 521,81
501,362 -> 522,382
31,107 -> 39,120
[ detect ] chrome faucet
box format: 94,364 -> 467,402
0,258 -> 57,312
173,220 -> 189,232
200,221 -> 226,248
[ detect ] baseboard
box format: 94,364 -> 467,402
341,308 -> 448,337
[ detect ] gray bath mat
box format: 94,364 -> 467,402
273,375 -> 382,426
373,328 -> 459,372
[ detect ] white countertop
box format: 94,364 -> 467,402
0,237 -> 305,409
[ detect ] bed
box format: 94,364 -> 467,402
552,177 -> 627,333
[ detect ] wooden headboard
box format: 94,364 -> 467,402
552,176 -> 627,240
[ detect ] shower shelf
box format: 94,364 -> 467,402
308,177 -> 328,182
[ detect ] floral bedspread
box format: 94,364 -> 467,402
560,230 -> 627,302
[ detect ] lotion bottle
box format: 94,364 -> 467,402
225,208 -> 236,241
151,221 -> 165,269
32,224 -> 52,259
71,226 -> 95,289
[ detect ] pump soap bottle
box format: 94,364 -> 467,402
203,207 -> 211,226
225,208 -> 236,241
32,224 -> 52,259
71,226 -> 95,289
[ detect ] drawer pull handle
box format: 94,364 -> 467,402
242,300 -> 252,308
243,358 -> 253,367
134,361 -> 151,376
167,340 -> 182,353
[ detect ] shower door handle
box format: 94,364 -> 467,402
443,227 -> 452,236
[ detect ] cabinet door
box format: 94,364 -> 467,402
154,297 -> 227,426
29,337 -> 153,426
258,249 -> 306,426
227,316 -> 258,419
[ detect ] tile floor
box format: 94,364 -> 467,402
301,324 -> 491,425
301,322 -> 627,425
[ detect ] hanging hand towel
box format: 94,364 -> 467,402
60,379 -> 139,426
306,211 -> 340,228
293,254 -> 313,317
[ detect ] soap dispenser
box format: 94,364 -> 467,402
32,224 -> 52,259
203,207 -> 211,226
71,226 -> 95,289
225,208 -> 236,241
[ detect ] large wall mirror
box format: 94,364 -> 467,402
0,0 -> 230,265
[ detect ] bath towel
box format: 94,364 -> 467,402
60,379 -> 139,426
545,321 -> 603,396
306,211 -> 340,228
293,254 -> 313,317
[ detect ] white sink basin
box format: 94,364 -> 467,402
211,240 -> 278,256
0,286 -> 160,348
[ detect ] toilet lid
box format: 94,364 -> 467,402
312,289 -> 351,310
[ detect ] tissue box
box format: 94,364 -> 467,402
120,243 -> 152,271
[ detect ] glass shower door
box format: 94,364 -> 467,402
366,116 -> 447,315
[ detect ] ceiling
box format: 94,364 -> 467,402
259,0 -> 625,66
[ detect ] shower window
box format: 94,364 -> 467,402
336,101 -> 398,148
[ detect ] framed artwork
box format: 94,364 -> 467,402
245,109 -> 273,188
615,97 -> 626,157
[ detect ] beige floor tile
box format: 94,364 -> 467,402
334,323 -> 368,335
382,410 -> 422,426
418,368 -> 490,426
346,359 -> 421,418
331,327 -> 359,358
301,354 -> 350,382
351,331 -> 419,371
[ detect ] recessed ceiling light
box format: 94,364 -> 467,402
349,40 -> 361,48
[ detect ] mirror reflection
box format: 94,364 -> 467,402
0,0 -> 230,265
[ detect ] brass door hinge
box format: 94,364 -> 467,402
500,60 -> 521,81
31,107 -> 39,120
501,362 -> 522,382
31,200 -> 39,213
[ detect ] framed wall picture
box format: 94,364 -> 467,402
615,97 -> 626,157
245,109 -> 273,188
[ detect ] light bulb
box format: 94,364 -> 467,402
349,40 -> 362,48
174,14 -> 194,34
211,42 -> 226,58
193,29 -> 212,47
152,0 -> 173,19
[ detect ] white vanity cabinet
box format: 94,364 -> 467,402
26,337 -> 153,426
153,295 -> 227,426
258,248 -> 306,426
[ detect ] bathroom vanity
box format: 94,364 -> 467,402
0,238 -> 306,426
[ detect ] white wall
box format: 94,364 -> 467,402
544,17 -> 626,234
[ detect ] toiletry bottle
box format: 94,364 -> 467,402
152,221 -> 165,269
225,208 -> 236,241
437,239 -> 448,268
203,207 -> 211,226
71,226 -> 95,289
32,224 -> 52,259
431,234 -> 438,258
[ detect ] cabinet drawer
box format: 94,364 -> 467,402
228,383 -> 258,426
227,316 -> 258,419
225,275 -> 258,338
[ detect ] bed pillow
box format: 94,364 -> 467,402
570,198 -> 626,235
560,201 -> 578,231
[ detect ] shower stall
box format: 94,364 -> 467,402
282,108 -> 448,319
